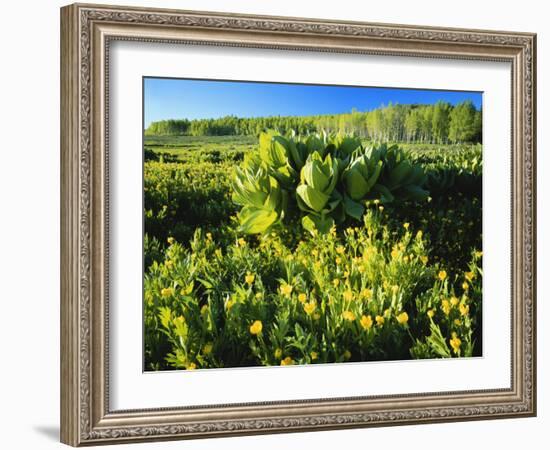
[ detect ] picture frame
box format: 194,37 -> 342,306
60,2 -> 537,446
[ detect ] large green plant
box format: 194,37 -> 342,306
232,131 -> 428,234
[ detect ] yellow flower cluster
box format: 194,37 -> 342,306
360,315 -> 373,330
304,301 -> 316,315
160,287 -> 173,298
449,332 -> 461,354
245,272 -> 255,285
396,312 -> 409,325
280,283 -> 293,297
343,290 -> 354,301
249,320 -> 263,335
343,311 -> 356,322
280,356 -> 294,366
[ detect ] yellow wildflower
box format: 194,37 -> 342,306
384,308 -> 391,318
237,237 -> 246,247
474,250 -> 483,258
403,222 -> 410,230
186,362 -> 197,370
343,290 -> 354,301
335,257 -> 342,265
167,236 -> 175,245
304,301 -> 316,315
202,343 -> 213,355
454,319 -> 461,326
357,264 -> 366,273
343,271 -> 350,278
225,297 -> 236,311
438,270 -> 447,281
373,199 -> 380,205
310,351 -> 318,361
255,292 -> 263,300
416,230 -> 423,240
280,356 -> 294,366
249,320 -> 263,335
427,309 -> 435,319
420,256 -> 428,265
375,315 -> 385,326
360,314 -> 373,330
206,232 -> 212,240
392,285 -> 399,294
333,278 -> 340,287
391,248 -> 400,259
336,245 -> 345,254
165,260 -> 174,269
450,296 -> 459,306
441,299 -> 451,315
245,273 -> 255,285
462,282 -> 469,291
450,332 -> 461,354
396,311 -> 409,325
274,348 -> 282,359
361,288 -> 373,299
280,283 -> 293,297
343,310 -> 356,322
459,303 -> 470,316
379,206 -> 384,212
160,287 -> 173,298
298,293 -> 307,303
465,271 -> 475,281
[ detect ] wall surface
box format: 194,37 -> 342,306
0,0 -> 546,448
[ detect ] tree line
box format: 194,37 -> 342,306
145,100 -> 481,144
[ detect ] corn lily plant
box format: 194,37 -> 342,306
232,131 -> 429,234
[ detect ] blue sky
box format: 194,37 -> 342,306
144,77 -> 482,127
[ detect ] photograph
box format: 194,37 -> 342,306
143,78 -> 483,371
57,3 -> 536,445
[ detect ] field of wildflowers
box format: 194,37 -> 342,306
143,133 -> 482,371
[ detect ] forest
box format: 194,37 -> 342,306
145,100 -> 482,144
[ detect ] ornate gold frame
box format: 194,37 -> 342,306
60,3 -> 536,446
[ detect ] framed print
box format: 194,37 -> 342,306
60,3 -> 537,446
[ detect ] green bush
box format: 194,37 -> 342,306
232,131 -> 429,235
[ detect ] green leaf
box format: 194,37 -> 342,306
367,160 -> 383,189
343,195 -> 365,220
296,184 -> 329,212
196,277 -> 213,289
388,160 -> 412,188
345,167 -> 370,200
426,321 -> 451,358
301,214 -> 334,235
374,184 -> 394,203
301,214 -> 318,234
238,207 -> 278,234
158,307 -> 172,329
